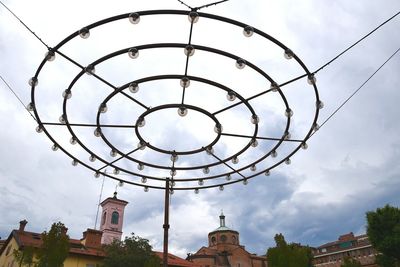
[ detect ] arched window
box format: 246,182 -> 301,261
111,211 -> 119,225
102,212 -> 107,225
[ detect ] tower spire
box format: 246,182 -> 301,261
219,210 -> 225,227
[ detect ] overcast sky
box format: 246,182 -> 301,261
1,0 -> 400,258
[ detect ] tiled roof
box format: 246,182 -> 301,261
12,230 -> 105,257
155,251 -> 202,267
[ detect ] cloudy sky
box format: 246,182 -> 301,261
1,0 -> 400,258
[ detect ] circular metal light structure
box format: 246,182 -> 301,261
29,9 -> 320,194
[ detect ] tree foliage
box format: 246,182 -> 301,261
36,222 -> 70,267
366,204 -> 400,264
341,257 -> 362,267
13,247 -> 35,267
102,233 -> 160,267
266,233 -> 313,267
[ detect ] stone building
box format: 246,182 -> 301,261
312,232 -> 378,267
187,212 -> 267,267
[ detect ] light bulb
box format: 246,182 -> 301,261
26,103 -> 34,111
250,164 -> 257,171
226,91 -> 236,101
85,64 -> 95,75
45,50 -> 55,61
206,146 -> 214,155
243,26 -> 254,37
72,159 -> 78,166
284,132 -> 291,140
138,163 -> 144,171
232,156 -> 239,164
110,149 -> 117,157
194,188 -> 199,194
184,45 -> 195,56
170,153 -> 178,162
214,124 -> 223,134
59,115 -> 66,124
113,168 -> 120,175
170,189 -> 174,195
285,158 -> 291,165
198,179 -> 204,186
236,58 -> 246,69
226,174 -> 231,181
70,137 -> 77,145
79,28 -> 90,39
251,139 -> 258,147
243,179 -> 248,185
317,100 -> 324,109
177,107 -> 188,117
170,169 -> 177,177
137,118 -> 145,127
94,172 -> 100,178
270,82 -> 279,92
118,181 -> 124,187
219,185 -> 224,191
284,48 -> 294,59
51,144 -> 58,151
35,125 -> 43,133
89,154 -> 96,162
170,181 -> 176,187
137,141 -> 146,150
307,74 -> 316,85
251,115 -> 259,124
62,89 -> 72,99
141,177 -> 147,183
128,48 -> 139,59
99,103 -> 107,113
313,123 -> 320,132
28,77 -> 38,86
94,128 -> 101,137
271,150 -> 277,158
202,167 -> 210,174
301,142 -> 308,150
180,77 -> 190,88
129,82 -> 139,93
128,13 -> 140,24
144,186 -> 149,192
188,11 -> 199,23
265,170 -> 270,176
285,108 -> 293,118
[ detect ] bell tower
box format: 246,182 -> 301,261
100,192 -> 128,244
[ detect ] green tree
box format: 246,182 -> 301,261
366,204 -> 400,266
13,247 -> 35,267
102,233 -> 160,267
266,233 -> 312,267
341,257 -> 362,267
36,222 -> 70,267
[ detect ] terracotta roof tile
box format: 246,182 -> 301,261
155,251 -> 201,267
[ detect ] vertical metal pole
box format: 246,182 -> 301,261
163,178 -> 170,267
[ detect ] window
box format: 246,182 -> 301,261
111,211 -> 119,224
211,236 -> 216,245
220,235 -> 227,242
102,212 -> 106,225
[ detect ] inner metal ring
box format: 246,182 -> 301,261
135,103 -> 222,155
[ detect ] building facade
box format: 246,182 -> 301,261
187,213 -> 267,267
0,220 -> 105,267
312,232 -> 378,267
